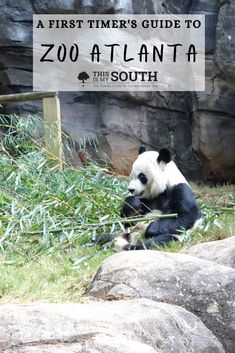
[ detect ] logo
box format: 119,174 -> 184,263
77,71 -> 89,85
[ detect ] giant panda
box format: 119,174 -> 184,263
116,145 -> 202,250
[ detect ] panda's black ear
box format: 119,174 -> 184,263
157,148 -> 171,164
138,145 -> 147,155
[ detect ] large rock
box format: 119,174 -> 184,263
88,251 -> 235,353
190,0 -> 220,53
215,0 -> 235,89
192,109 -> 235,182
0,299 -> 225,353
192,57 -> 235,182
184,236 -> 235,268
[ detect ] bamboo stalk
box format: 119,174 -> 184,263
22,213 -> 178,235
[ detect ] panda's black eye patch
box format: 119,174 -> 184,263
138,173 -> 148,185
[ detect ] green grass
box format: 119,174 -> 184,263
0,114 -> 234,303
0,248 -> 115,303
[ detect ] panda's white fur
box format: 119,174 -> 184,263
128,151 -> 188,199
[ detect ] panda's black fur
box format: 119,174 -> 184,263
121,183 -> 201,250
119,146 -> 202,250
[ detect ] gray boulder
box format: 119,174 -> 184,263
88,251 -> 235,353
184,236 -> 235,268
191,55 -> 235,182
0,299 -> 224,353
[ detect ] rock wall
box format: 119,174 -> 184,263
0,0 -> 234,181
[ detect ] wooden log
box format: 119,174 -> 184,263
0,91 -> 57,103
43,95 -> 64,170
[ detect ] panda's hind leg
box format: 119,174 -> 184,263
127,234 -> 177,250
145,234 -> 177,248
